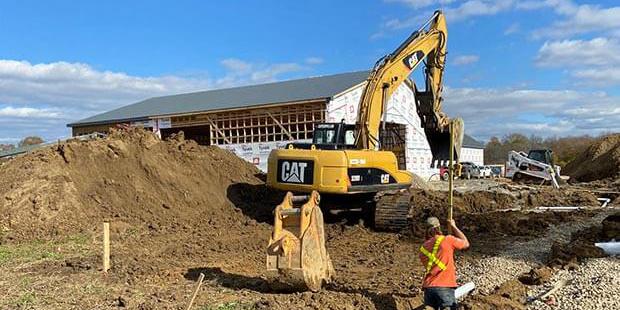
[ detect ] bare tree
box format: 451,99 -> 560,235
18,136 -> 44,148
483,133 -> 605,167
0,144 -> 15,151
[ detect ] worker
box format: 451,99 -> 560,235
419,217 -> 470,310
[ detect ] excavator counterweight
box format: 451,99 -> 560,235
266,191 -> 334,292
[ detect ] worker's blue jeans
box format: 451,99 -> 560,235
423,287 -> 457,310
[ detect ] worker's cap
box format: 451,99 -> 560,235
426,217 -> 441,228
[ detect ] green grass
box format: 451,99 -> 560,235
19,276 -> 32,288
0,233 -> 92,267
0,247 -> 11,264
0,243 -> 63,266
14,292 -> 36,309
65,233 -> 89,245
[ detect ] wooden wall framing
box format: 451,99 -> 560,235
70,100 -> 327,146
170,101 -> 326,145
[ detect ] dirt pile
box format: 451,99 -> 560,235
403,188 -> 514,236
463,266 -> 554,309
549,212 -> 620,266
457,210 -> 592,238
564,133 -> 620,182
463,279 -> 527,310
0,128 -> 274,242
518,266 -> 554,285
402,188 -> 598,237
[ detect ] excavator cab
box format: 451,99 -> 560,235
288,122 -> 357,150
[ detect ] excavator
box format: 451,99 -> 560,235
265,10 -> 463,291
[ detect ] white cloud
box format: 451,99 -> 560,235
379,15 -> 427,31
305,57 -> 324,65
380,0 -> 620,39
0,106 -> 61,118
444,0 -> 514,22
536,38 -> 620,67
385,0 -> 456,9
529,2 -> 620,38
0,58 -> 318,144
504,22 -> 519,35
217,58 -> 304,86
380,0 -> 514,30
535,37 -> 620,86
516,0 -> 575,13
0,60 -> 213,111
220,58 -> 253,75
571,68 -> 620,86
443,86 -> 620,139
452,55 -> 479,65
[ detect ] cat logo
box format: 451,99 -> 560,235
278,160 -> 314,184
403,51 -> 425,69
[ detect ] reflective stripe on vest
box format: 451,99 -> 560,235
419,235 -> 447,274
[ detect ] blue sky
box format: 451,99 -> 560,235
1,0 -> 619,144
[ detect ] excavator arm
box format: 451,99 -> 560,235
356,10 -> 463,164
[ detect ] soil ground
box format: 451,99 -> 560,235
0,129 -> 618,309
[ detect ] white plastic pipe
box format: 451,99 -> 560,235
536,206 -> 582,211
455,282 -> 475,300
597,198 -> 611,208
595,242 -> 620,255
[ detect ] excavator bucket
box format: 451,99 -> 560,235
426,118 -> 464,167
266,191 -> 334,292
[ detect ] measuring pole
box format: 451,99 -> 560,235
448,121 -> 454,234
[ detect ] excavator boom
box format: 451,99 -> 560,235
356,10 -> 462,164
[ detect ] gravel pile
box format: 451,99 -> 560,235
458,256 -> 533,294
527,257 -> 620,309
458,209 -> 616,297
502,210 -> 615,264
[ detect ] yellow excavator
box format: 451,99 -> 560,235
266,10 -> 463,291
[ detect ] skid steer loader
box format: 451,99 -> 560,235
506,149 -> 563,188
266,191 -> 334,292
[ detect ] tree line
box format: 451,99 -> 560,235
0,136 -> 44,152
484,133 -> 603,167
0,133 -> 610,168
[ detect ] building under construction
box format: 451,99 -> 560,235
67,71 -> 484,178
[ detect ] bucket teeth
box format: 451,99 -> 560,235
266,191 -> 334,292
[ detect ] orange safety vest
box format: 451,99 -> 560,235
419,235 -> 447,274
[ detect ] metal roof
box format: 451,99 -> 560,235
462,134 -> 485,149
68,71 -> 370,127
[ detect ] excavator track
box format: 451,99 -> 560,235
374,190 -> 412,232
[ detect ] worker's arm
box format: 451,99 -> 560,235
449,219 -> 470,250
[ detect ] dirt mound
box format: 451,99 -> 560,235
1,128 -> 615,308
458,210 -> 592,237
564,134 -> 620,182
402,188 -> 597,237
518,266 -> 553,285
0,128 -> 270,242
524,187 -> 600,207
549,212 -> 620,266
404,188 -> 515,227
462,279 -> 526,309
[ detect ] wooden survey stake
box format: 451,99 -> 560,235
186,273 -> 205,310
103,221 -> 110,272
